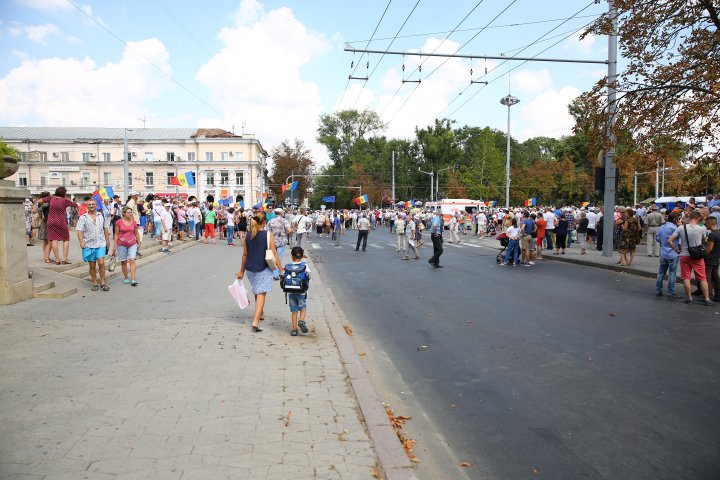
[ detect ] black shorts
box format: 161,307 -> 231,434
587,228 -> 596,237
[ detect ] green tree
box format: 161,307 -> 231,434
269,139 -> 314,206
316,109 -> 385,170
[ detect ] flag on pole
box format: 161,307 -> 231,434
98,186 -> 113,202
488,200 -> 497,207
184,171 -> 195,187
581,201 -> 591,208
322,196 -> 336,202
289,180 -> 299,191
170,176 -> 181,186
360,194 -> 368,204
91,190 -> 103,211
524,198 -> 536,207
282,183 -> 289,194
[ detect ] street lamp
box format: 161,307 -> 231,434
418,167 -> 434,203
500,94 -> 519,209
123,128 -> 132,201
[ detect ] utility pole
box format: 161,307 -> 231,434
391,151 -> 395,205
500,95 -> 519,209
123,128 -> 132,201
602,0 -> 618,257
655,160 -> 659,199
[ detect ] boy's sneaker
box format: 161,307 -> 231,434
290,330 -> 298,336
684,299 -> 693,305
500,262 -> 507,266
528,261 -> 535,266
298,320 -> 308,334
703,299 -> 714,307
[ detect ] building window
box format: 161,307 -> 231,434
38,151 -> 48,162
127,172 -> 133,186
187,152 -> 196,162
60,152 -> 69,162
166,172 -> 174,185
145,152 -> 153,162
40,175 -> 47,186
205,170 -> 215,185
82,152 -> 92,162
221,152 -> 229,161
146,172 -> 154,186
103,172 -> 112,185
81,173 -> 91,186
18,174 -> 28,186
166,152 -> 175,162
235,171 -> 244,186
220,171 -> 229,185
102,152 -> 111,162
235,152 -> 244,161
205,152 -> 213,162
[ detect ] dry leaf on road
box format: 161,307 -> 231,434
343,325 -> 354,336
459,462 -> 472,467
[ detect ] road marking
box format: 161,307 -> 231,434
370,244 -> 383,249
311,243 -> 322,250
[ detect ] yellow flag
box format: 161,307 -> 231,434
178,173 -> 189,188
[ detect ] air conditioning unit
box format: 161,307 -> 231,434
52,152 -> 59,157
90,153 -> 96,157
132,152 -> 137,157
229,152 -> 234,156
70,181 -> 77,185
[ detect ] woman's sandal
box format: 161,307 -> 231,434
101,284 -> 110,291
91,285 -> 99,291
252,325 -> 263,332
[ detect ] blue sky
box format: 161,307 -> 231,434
0,0 -> 611,163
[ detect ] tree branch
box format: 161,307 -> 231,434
698,0 -> 720,30
620,84 -> 718,96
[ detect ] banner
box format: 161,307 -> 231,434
322,196 -> 336,202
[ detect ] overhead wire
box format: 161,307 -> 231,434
350,0 -> 422,110
386,0 -> 518,124
337,0 -> 393,110
347,13 -> 601,45
435,0 -> 600,120
378,0 -> 489,117
64,0 -> 225,118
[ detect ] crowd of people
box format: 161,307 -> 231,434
23,188 -> 720,312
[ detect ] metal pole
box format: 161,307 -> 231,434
661,158 -> 665,196
123,128 -> 130,201
505,105 -> 511,209
655,160 -> 659,199
343,47 -> 608,65
633,171 -> 637,206
391,151 -> 395,203
602,0 -> 618,257
430,171 -> 434,203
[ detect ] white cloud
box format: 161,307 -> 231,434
511,69 -> 553,96
564,31 -> 596,55
196,0 -> 330,161
14,0 -> 72,11
515,86 -> 580,141
0,38 -> 174,126
9,22 -> 60,44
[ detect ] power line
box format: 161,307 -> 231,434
378,0 -> 490,117
337,0 -> 393,110
387,0 -> 518,123
64,0 -> 224,118
350,0 -> 422,110
347,13 -> 601,45
437,0 -> 599,120
445,17 -> 598,120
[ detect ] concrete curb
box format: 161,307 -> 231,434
542,253 -> 664,280
303,253 -> 419,480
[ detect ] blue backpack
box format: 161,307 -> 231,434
280,262 -> 310,298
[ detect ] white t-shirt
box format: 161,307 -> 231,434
152,200 -> 164,221
226,211 -> 235,227
543,212 -> 557,230
477,213 -> 487,224
160,209 -> 173,230
296,215 -> 311,234
586,211 -> 597,229
507,225 -> 520,240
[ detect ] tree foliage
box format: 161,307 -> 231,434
269,139 -> 314,205
584,0 -> 720,187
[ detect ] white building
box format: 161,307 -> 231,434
1,127 -> 269,205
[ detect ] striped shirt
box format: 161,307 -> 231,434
76,212 -> 107,248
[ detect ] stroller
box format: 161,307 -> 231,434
496,232 -> 509,263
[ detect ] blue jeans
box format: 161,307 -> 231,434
656,256 -> 679,295
153,220 -> 162,238
504,239 -> 520,264
273,244 -> 285,277
195,223 -> 202,240
227,225 -> 234,244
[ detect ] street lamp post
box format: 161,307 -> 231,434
500,95 -> 519,209
418,168 -> 434,203
123,128 -> 132,201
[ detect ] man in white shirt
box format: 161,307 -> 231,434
151,199 -> 164,239
294,208 -> 312,250
542,208 -> 557,250
160,202 -> 173,253
586,209 -> 598,245
476,212 -> 487,237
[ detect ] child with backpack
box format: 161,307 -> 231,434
280,246 -> 311,336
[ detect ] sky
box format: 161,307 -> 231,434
0,0 -> 612,165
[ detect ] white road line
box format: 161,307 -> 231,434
311,243 -> 322,250
370,244 -> 383,249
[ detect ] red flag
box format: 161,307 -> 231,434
281,183 -> 288,194
170,176 -> 181,186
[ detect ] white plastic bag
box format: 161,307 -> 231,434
228,279 -> 250,310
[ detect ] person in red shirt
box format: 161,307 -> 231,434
535,214 -> 547,260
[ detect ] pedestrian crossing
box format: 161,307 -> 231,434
305,239 -> 490,251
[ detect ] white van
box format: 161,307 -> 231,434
426,199 -> 487,226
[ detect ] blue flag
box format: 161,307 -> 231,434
322,196 -> 336,202
289,180 -> 299,191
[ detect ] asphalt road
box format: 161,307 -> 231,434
307,227 -> 720,480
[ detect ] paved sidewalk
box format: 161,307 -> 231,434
0,241 -> 398,480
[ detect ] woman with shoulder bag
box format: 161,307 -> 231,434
236,211 -> 283,332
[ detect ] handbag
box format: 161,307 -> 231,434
107,255 -> 117,272
228,279 -> 250,309
684,224 -> 706,260
265,232 -> 278,271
